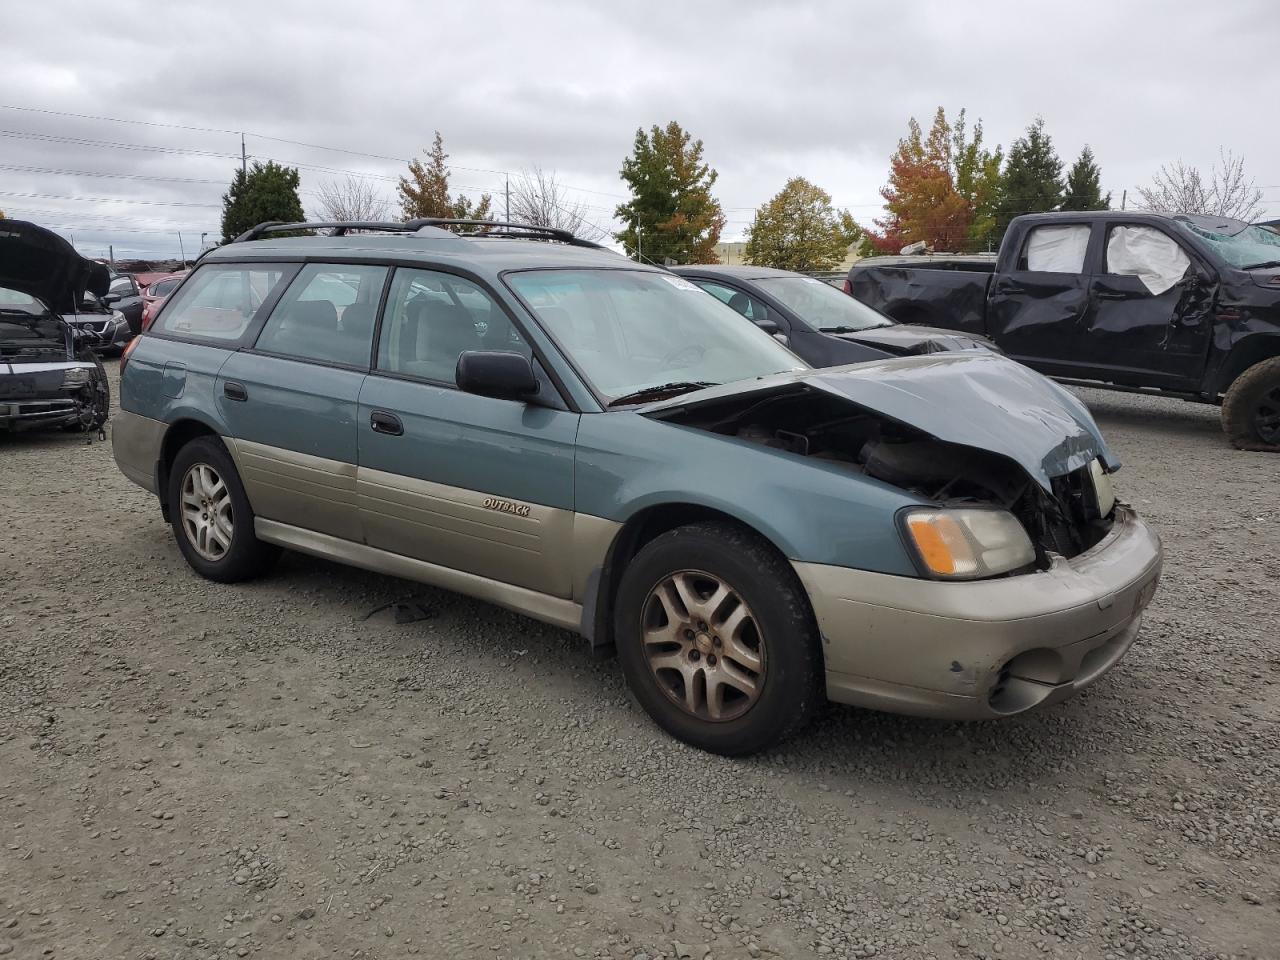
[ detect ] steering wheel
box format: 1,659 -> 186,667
660,343 -> 706,367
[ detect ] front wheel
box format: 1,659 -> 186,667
1221,357 -> 1280,451
167,436 -> 280,582
613,521 -> 824,755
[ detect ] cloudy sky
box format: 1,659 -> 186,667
2,0 -> 1276,259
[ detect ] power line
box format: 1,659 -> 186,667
0,189 -> 220,208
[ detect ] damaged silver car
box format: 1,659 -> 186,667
1,220 -> 111,434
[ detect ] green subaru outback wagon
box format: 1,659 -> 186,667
113,219 -> 1162,754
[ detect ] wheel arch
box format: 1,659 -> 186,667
155,417 -> 225,520
583,501 -> 806,654
1213,333 -> 1280,396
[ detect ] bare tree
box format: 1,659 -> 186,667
314,175 -> 389,222
509,167 -> 606,240
1137,149 -> 1264,221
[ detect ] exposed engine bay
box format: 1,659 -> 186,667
653,385 -> 1114,564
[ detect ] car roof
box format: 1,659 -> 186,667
200,232 -> 648,278
670,264 -> 800,282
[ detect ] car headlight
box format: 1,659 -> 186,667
899,507 -> 1035,580
1089,458 -> 1115,518
61,367 -> 92,388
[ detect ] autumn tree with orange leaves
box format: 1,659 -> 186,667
868,108 -> 1001,254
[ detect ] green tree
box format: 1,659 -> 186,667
398,131 -> 493,223
996,118 -> 1064,234
952,111 -> 1004,251
1061,145 -> 1111,211
220,161 -> 306,244
615,121 -> 725,264
744,177 -> 861,271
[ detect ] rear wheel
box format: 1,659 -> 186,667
614,521 -> 823,755
167,436 -> 279,582
1221,357 -> 1280,451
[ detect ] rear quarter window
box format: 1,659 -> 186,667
154,264 -> 291,341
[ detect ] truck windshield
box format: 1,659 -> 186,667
752,277 -> 893,332
1177,219 -> 1280,269
506,269 -> 804,405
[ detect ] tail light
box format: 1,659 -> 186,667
120,336 -> 141,376
842,278 -> 853,295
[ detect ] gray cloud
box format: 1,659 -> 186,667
2,0 -> 1276,258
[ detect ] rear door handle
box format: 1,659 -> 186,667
370,410 -> 403,436
223,381 -> 248,402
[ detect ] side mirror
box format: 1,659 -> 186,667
102,293 -> 121,305
456,351 -> 539,402
754,318 -> 780,336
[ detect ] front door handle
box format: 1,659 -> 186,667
223,381 -> 248,402
370,410 -> 403,436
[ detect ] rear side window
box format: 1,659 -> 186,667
377,268 -> 529,385
254,264 -> 387,368
1020,224 -> 1090,273
155,264 -> 290,341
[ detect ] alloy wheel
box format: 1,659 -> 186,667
180,463 -> 233,561
641,570 -> 766,722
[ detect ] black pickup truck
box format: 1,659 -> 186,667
847,212 -> 1280,449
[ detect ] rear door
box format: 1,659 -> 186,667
356,266 -> 580,598
1084,223 -> 1212,387
215,262 -> 387,542
987,222 -> 1096,374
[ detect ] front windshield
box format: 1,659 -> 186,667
506,269 -> 804,404
0,286 -> 44,315
1177,219 -> 1280,269
752,277 -> 893,332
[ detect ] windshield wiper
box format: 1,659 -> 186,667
607,381 -> 718,407
818,325 -> 864,333
1242,260 -> 1280,270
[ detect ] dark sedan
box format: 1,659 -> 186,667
672,265 -> 994,368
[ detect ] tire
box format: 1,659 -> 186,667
1221,357 -> 1280,451
613,521 -> 824,756
167,436 -> 280,582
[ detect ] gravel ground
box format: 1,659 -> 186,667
1,362 -> 1277,960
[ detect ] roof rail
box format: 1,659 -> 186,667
232,221 -> 415,243
404,218 -> 608,250
231,218 -> 608,250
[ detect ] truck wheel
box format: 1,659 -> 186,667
1221,357 -> 1280,451
613,521 -> 824,756
167,436 -> 280,582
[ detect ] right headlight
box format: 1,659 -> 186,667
899,507 -> 1036,580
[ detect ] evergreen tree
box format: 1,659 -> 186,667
1061,146 -> 1111,210
615,121 -> 725,264
220,161 -> 306,244
744,177 -> 861,272
995,118 -> 1064,234
398,131 -> 493,223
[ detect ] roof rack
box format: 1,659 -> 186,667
232,218 -> 607,250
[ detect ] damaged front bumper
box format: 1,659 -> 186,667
0,360 -> 102,430
793,506 -> 1162,720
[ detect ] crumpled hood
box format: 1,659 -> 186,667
835,324 -> 996,356
0,219 -> 110,315
644,353 -> 1117,491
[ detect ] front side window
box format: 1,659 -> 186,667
156,264 -> 290,341
377,268 -> 529,384
1021,224 -> 1090,273
1105,226 -> 1190,295
254,263 -> 387,367
150,278 -> 181,297
752,276 -> 892,333
692,280 -> 768,322
506,269 -> 803,404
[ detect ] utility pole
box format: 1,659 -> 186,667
504,173 -> 510,225
178,232 -> 186,265
636,225 -> 642,263
1121,189 -> 1127,211
109,245 -> 115,268
241,133 -> 247,178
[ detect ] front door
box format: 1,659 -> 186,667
1083,223 -> 1213,387
216,262 -> 386,542
356,267 -> 579,598
987,222 -> 1096,375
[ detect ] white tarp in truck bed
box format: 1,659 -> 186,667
1106,225 -> 1190,295
1025,224 -> 1090,273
